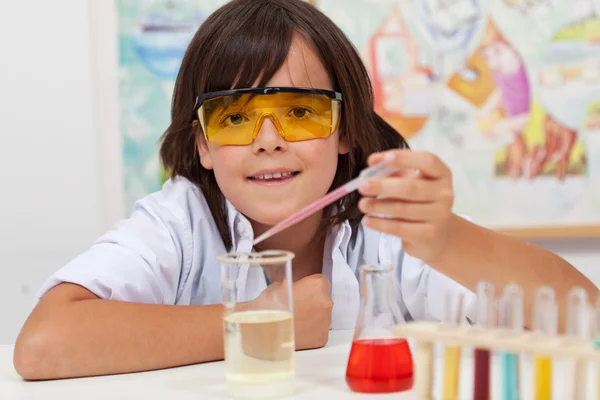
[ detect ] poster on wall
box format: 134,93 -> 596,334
116,0 -> 600,238
116,0 -> 229,208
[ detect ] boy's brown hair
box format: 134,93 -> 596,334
160,0 -> 408,250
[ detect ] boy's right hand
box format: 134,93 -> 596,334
251,273 -> 333,351
291,274 -> 334,350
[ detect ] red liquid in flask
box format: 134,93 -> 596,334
345,338 -> 414,393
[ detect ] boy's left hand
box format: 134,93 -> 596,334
358,149 -> 455,263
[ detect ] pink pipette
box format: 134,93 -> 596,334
252,161 -> 397,246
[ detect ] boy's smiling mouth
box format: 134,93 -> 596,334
247,169 -> 300,186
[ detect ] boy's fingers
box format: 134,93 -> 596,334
368,150 -> 449,180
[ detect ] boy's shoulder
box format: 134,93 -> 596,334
132,176 -> 213,227
155,176 -> 204,203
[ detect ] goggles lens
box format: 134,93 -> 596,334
197,89 -> 342,145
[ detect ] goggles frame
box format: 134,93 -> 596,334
194,86 -> 343,111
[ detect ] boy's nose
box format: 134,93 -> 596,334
251,115 -> 288,153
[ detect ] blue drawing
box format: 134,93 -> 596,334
418,0 -> 481,52
410,0 -> 488,82
131,1 -> 204,80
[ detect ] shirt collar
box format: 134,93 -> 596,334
225,199 -> 253,251
224,199 -> 351,257
224,201 -> 358,329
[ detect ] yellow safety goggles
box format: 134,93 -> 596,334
194,87 -> 343,145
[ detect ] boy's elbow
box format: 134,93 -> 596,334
14,284 -> 95,380
13,327 -> 61,381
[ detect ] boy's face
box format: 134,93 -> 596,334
197,34 -> 348,229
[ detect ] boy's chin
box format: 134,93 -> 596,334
239,199 -> 327,231
245,206 -> 305,228
250,212 -> 293,228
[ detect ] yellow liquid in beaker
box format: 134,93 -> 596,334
224,310 -> 295,398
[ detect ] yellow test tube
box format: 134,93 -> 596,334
443,346 -> 461,399
442,292 -> 464,400
533,286 -> 557,400
535,357 -> 552,399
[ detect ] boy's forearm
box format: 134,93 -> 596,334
429,214 -> 598,332
14,286 -> 231,380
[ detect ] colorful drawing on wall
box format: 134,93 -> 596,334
367,7 -> 436,137
117,0 -> 230,209
503,0 -> 556,17
115,0 -> 600,236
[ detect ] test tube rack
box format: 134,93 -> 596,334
395,321 -> 600,398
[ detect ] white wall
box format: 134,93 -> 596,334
533,239 -> 600,285
0,0 -> 598,345
0,0 -> 102,344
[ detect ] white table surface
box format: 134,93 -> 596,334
2,330 -> 597,400
0,330 -> 415,400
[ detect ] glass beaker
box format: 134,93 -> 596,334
219,250 -> 295,399
345,264 -> 414,393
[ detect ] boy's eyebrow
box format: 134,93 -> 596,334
209,94 -> 258,120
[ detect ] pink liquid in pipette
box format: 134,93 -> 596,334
253,184 -> 351,245
252,162 -> 397,245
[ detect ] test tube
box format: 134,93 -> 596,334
442,292 -> 464,400
595,296 -> 600,400
566,287 -> 589,400
473,281 -> 495,400
499,283 -> 523,400
533,286 -> 557,400
415,340 -> 434,400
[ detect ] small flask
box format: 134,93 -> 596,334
345,264 -> 414,393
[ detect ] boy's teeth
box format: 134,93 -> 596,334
254,171 -> 294,180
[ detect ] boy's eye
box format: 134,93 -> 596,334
222,113 -> 248,126
289,107 -> 313,119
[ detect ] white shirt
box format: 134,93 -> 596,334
37,177 -> 475,329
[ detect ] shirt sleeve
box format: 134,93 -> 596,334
380,233 -> 476,323
35,194 -> 187,305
